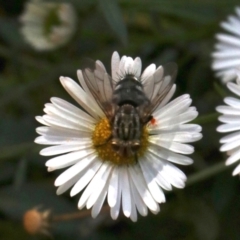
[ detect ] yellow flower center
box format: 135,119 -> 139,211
92,118 -> 149,165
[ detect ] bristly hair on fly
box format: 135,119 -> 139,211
117,69 -> 140,82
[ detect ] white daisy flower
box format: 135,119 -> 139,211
212,7 -> 240,83
35,51 -> 202,221
216,74 -> 240,175
20,0 -> 76,51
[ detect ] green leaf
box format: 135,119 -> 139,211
98,0 -> 128,45
14,158 -> 28,189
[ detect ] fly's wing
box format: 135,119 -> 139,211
139,62 -> 177,121
81,60 -> 115,119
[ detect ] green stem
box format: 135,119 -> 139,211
192,112 -> 219,124
213,82 -> 228,98
186,161 -> 231,186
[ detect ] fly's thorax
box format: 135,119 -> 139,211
112,74 -> 150,107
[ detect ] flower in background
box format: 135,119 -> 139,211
20,0 -> 76,51
217,73 -> 240,175
23,207 -> 51,236
35,51 -> 202,221
212,7 -> 240,83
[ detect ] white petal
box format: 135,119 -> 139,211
154,94 -> 191,118
36,116 -> 50,126
129,194 -> 137,222
216,34 -> 240,48
54,154 -> 97,186
42,114 -> 87,131
224,97 -> 240,109
139,158 -> 166,203
212,49 -> 240,58
148,144 -> 193,165
110,175 -> 122,220
60,76 -> 104,119
149,67 -> 164,101
86,165 -> 112,209
132,57 -> 142,78
91,184 -> 108,218
227,82 -> 240,97
129,177 -> 148,216
236,7 -> 240,17
107,166 -> 119,207
78,163 -> 111,209
226,148 -> 240,165
56,171 -> 83,195
221,18 -> 240,37
36,126 -> 91,138
216,106 -> 240,115
150,154 -> 186,188
149,123 -> 202,134
218,115 -> 240,123
156,84 -> 176,110
118,56 -> 127,76
149,203 -> 160,215
121,167 -> 132,217
70,159 -> 102,196
220,140 -> 240,152
220,131 -> 240,143
154,109 -> 198,128
77,70 -> 97,101
141,64 -> 156,83
35,135 -> 90,145
146,154 -> 172,190
232,164 -> 240,175
217,123 -> 240,132
161,163 -> 186,188
149,132 -> 202,143
111,51 -> 120,81
40,143 -> 92,156
149,138 -> 194,154
212,58 -> 240,70
124,57 -> 134,73
129,165 -> 159,212
46,148 -> 94,169
51,97 -> 96,124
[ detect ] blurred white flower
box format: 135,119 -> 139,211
212,7 -> 240,83
20,0 -> 76,51
35,51 -> 202,221
217,74 -> 240,175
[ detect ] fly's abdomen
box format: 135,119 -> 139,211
111,104 -> 142,157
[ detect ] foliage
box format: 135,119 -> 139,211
0,0 -> 240,239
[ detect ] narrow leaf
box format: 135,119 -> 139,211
98,0 -> 128,45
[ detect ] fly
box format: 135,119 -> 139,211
82,57 -> 177,158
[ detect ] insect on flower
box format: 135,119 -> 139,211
35,51 -> 202,221
82,58 -> 177,160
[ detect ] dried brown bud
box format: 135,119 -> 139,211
23,207 -> 51,236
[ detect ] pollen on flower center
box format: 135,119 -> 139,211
92,118 -> 149,165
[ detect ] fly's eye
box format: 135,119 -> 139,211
111,139 -> 120,151
131,141 -> 140,152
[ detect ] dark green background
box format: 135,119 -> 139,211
0,0 -> 240,239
